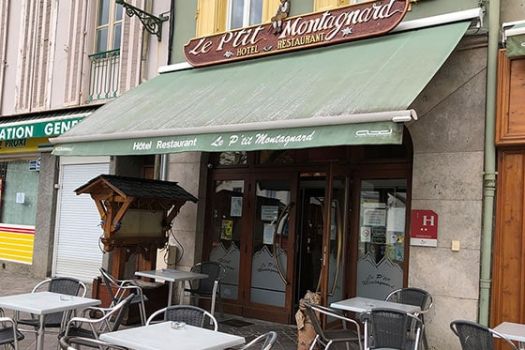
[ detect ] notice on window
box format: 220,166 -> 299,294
387,207 -> 406,232
261,205 -> 278,222
360,226 -> 372,243
363,208 -> 386,227
263,223 -> 275,245
230,197 -> 243,217
221,220 -> 233,240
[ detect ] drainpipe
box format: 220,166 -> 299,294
479,0 -> 500,326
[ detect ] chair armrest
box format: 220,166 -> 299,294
0,316 -> 16,325
146,308 -> 167,326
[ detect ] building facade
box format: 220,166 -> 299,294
0,0 -> 171,279
50,0 -> 525,349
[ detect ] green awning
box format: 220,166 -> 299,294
506,23 -> 525,58
52,21 -> 470,156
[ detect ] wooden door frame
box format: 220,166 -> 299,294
345,162 -> 413,299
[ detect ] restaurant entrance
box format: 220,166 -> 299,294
204,143 -> 412,323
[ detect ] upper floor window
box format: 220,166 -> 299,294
228,0 -> 263,30
95,0 -> 123,53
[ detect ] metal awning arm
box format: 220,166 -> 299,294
116,0 -> 168,41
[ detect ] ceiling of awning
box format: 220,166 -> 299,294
52,21 -> 470,156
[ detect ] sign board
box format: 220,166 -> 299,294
410,210 -> 438,247
184,0 -> 409,67
0,117 -> 83,141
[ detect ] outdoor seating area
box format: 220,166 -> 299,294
3,276 -> 525,350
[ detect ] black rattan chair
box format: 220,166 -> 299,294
17,277 -> 87,331
59,335 -> 129,350
0,308 -> 24,350
304,303 -> 362,350
99,268 -> 147,325
386,288 -> 433,349
184,262 -> 225,317
450,320 -> 518,350
146,305 -> 218,331
240,331 -> 278,350
362,308 -> 422,350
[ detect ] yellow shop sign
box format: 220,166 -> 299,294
0,137 -> 48,154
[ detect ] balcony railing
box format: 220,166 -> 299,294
88,49 -> 120,102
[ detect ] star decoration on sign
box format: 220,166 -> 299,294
341,27 -> 353,36
224,51 -> 234,58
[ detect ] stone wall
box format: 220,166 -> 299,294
407,37 -> 487,349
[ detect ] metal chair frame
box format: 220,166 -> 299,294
385,287 -> 433,349
63,294 -> 134,340
59,335 -> 129,350
146,305 -> 218,331
99,268 -> 147,325
240,331 -> 278,350
305,303 -> 362,350
17,277 -> 87,335
362,308 -> 422,350
450,320 -> 519,350
185,262 -> 225,317
0,308 -> 23,350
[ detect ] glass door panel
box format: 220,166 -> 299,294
208,180 -> 245,301
250,179 -> 291,307
356,179 -> 407,300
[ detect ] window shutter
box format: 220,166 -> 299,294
0,0 -> 9,109
196,0 -> 227,37
64,0 -> 88,106
119,0 -> 145,94
262,0 -> 281,23
314,0 -> 349,11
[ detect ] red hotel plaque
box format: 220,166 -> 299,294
184,0 -> 409,67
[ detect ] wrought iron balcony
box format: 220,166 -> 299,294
88,49 -> 120,102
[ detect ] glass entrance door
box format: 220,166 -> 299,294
355,179 -> 408,300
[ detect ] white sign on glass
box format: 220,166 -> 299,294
230,197 -> 243,217
209,242 -> 240,299
261,205 -> 278,221
356,253 -> 403,300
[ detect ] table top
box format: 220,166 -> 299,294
330,296 -> 421,314
494,322 -> 525,342
100,322 -> 245,350
0,291 -> 100,315
135,269 -> 208,283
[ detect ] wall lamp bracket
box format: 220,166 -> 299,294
116,0 -> 169,41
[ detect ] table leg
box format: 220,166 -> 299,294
36,315 -> 44,350
168,281 -> 174,306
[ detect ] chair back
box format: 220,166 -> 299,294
240,331 -> 278,350
363,308 -> 421,350
189,262 -> 225,294
99,268 -> 120,305
303,304 -> 326,341
33,277 -> 86,326
146,305 -> 218,331
450,320 -> 518,350
109,294 -> 134,332
60,336 -> 129,350
385,288 -> 432,312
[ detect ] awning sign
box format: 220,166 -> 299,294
0,117 -> 83,141
53,122 -> 403,156
184,0 -> 409,67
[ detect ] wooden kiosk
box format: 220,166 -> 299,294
75,175 -> 198,313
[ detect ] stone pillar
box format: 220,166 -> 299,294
32,152 -> 59,278
407,42 -> 487,350
167,152 -> 208,271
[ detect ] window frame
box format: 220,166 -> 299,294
94,0 -> 124,53
226,0 -> 263,30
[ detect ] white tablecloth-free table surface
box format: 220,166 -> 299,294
494,322 -> 525,349
135,269 -> 208,306
0,291 -> 100,350
330,296 -> 421,314
100,322 -> 245,350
